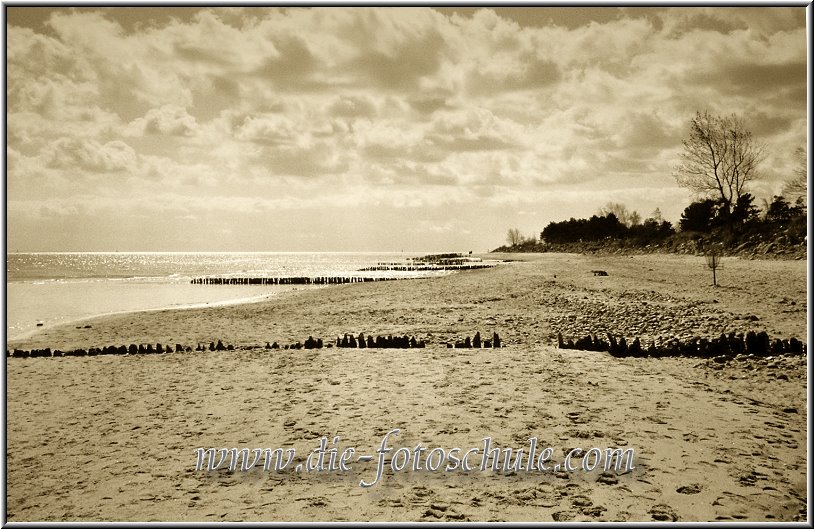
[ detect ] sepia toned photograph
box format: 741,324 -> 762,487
3,4 -> 809,523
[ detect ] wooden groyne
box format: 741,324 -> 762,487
190,276 -> 401,285
557,330 -> 807,358
357,263 -> 496,272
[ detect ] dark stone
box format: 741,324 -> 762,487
493,332 -> 501,348
473,332 -> 481,348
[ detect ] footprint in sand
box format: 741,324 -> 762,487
596,472 -> 618,485
676,483 -> 703,494
582,505 -> 607,517
552,511 -> 575,521
649,504 -> 678,521
570,495 -> 593,508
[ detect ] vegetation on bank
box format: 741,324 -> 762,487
494,110 -> 807,259
494,194 -> 806,259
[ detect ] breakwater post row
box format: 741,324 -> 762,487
447,332 -> 502,349
357,263 -> 496,272
190,276 -> 403,285
8,330 -> 506,358
557,331 -> 806,358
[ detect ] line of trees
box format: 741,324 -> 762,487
500,109 -> 806,254
539,207 -> 674,245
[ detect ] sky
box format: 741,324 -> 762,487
4,6 -> 808,252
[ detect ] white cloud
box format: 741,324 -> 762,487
44,138 -> 138,173
126,105 -> 199,137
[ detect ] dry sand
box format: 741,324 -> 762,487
5,252 -> 808,522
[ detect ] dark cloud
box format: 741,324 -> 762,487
690,61 -> 807,97
617,112 -> 681,150
173,42 -> 232,66
750,113 -> 797,137
350,30 -> 447,90
254,35 -> 322,90
407,96 -> 450,115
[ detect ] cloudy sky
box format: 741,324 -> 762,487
5,6 -> 807,252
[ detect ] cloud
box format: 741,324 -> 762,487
329,95 -> 378,119
5,6 -> 807,250
126,104 -> 199,136
428,107 -> 522,152
44,138 -> 137,173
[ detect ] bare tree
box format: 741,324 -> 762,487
598,202 -> 640,227
674,111 -> 764,213
506,228 -> 522,246
783,146 -> 807,201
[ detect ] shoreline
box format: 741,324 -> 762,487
8,252 -> 808,350
6,286 -> 317,343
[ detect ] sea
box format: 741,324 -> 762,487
5,252 -> 450,342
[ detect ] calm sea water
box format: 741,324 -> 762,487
5,252 -> 443,341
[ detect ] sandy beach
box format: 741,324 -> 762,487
5,252 -> 808,522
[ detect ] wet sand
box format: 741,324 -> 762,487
5,253 -> 808,521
